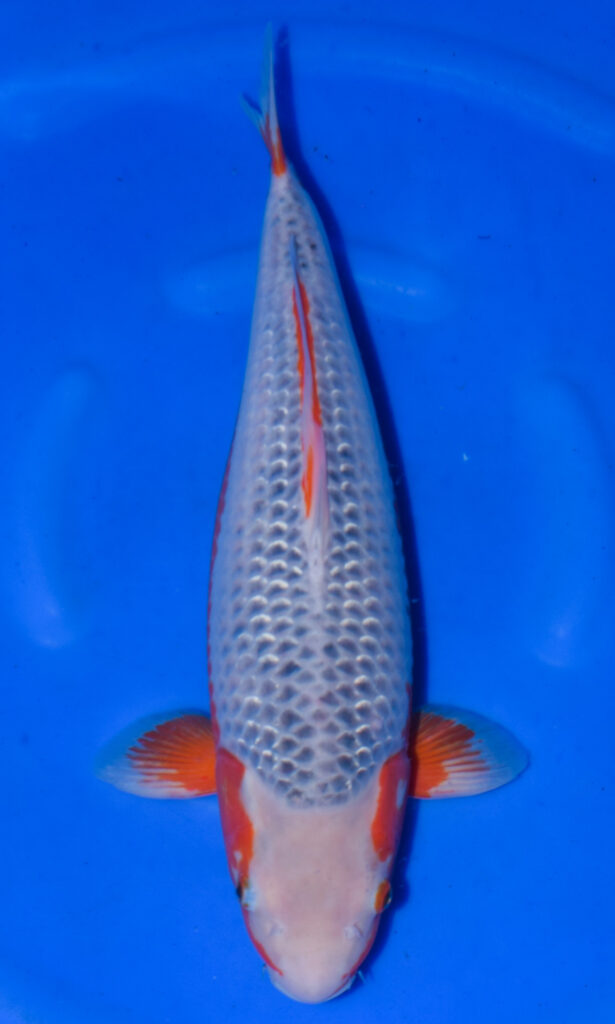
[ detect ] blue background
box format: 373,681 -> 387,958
1,2 -> 614,1022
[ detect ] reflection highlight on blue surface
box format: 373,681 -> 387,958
7,367 -> 101,648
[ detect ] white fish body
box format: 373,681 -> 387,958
207,36 -> 412,1003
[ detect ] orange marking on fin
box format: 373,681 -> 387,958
126,715 -> 216,795
409,712 -> 483,797
371,748 -> 410,862
216,748 -> 255,892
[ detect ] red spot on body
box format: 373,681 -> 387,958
371,748 -> 410,862
215,748 -> 255,891
410,712 -> 482,796
127,715 -> 216,795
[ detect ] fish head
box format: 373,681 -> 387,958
221,751 -> 408,1004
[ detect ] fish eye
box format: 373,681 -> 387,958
235,879 -> 250,908
236,877 -> 259,911
374,880 -> 393,913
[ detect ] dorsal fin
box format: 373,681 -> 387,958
290,239 -> 329,559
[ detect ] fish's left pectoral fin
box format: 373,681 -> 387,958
408,704 -> 528,799
95,711 -> 217,798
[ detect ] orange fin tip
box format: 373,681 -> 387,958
96,711 -> 216,798
409,704 -> 528,799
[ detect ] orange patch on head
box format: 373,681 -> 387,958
216,748 -> 255,891
374,880 -> 392,914
371,748 -> 410,862
127,715 -> 216,795
411,713 -> 481,796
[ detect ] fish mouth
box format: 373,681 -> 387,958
268,965 -> 356,1004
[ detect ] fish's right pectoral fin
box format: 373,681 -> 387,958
408,704 -> 528,799
95,711 -> 217,798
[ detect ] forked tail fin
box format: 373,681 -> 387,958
242,25 -> 288,175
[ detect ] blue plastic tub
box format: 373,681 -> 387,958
1,4 -> 613,1022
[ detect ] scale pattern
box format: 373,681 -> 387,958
209,169 -> 412,807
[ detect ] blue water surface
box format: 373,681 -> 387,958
1,3 -> 614,1023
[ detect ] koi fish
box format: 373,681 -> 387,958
97,29 -> 527,1005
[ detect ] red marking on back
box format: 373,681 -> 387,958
410,712 -> 483,797
262,114 -> 287,176
301,443 -> 314,516
292,274 -> 324,520
216,748 -> 255,890
292,286 -> 306,402
371,748 -> 410,862
126,715 -> 216,795
292,281 -> 323,427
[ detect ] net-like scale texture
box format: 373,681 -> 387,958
208,170 -> 412,807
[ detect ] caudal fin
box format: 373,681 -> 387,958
242,25 -> 287,176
